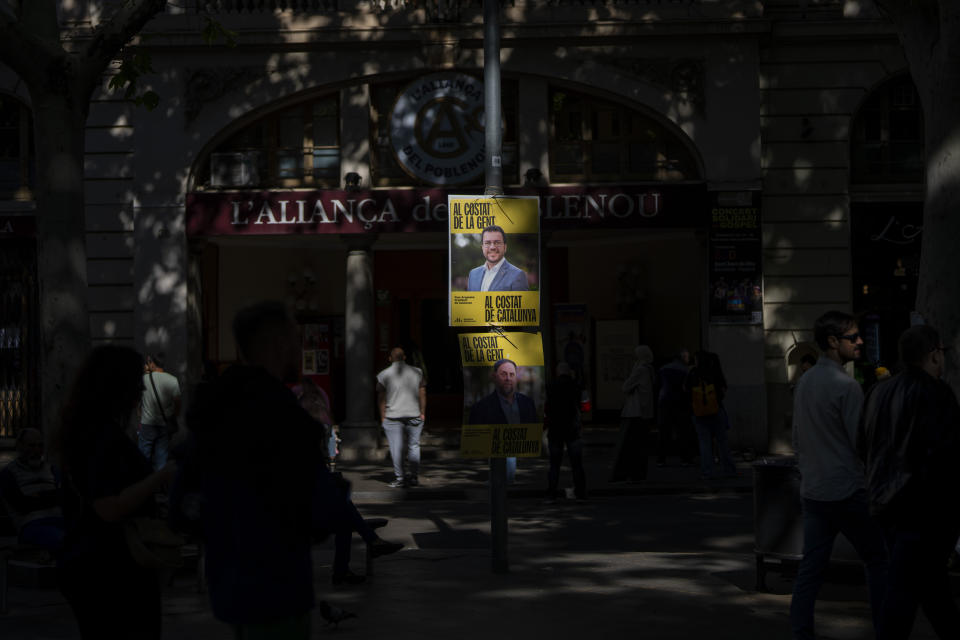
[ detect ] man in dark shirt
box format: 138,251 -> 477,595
188,301 -> 400,636
861,324 -> 960,640
468,359 -> 537,425
468,359 -> 537,485
657,349 -> 692,466
544,363 -> 586,500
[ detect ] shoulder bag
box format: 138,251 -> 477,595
149,371 -> 179,434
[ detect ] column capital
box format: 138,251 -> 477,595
339,233 -> 378,252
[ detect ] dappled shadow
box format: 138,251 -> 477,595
73,0 -> 748,401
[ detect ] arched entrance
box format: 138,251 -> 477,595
184,72 -> 710,434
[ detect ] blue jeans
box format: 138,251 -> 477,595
548,436 -> 585,498
693,409 -> 735,478
138,423 -> 169,470
382,417 -> 423,481
506,456 -> 516,484
324,424 -> 338,460
790,490 -> 888,640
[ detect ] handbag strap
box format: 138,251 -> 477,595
148,371 -> 169,424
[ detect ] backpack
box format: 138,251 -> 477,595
691,380 -> 720,417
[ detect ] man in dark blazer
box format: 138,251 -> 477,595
466,225 -> 529,292
468,358 -> 538,484
469,359 -> 538,424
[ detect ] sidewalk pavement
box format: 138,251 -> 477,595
341,424 -> 756,502
2,426 -> 954,639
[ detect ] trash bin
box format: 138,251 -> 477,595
752,455 -> 859,591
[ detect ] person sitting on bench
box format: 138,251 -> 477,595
0,428 -> 64,554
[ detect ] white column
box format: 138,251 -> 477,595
341,235 -> 379,457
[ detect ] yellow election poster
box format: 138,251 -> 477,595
448,195 -> 540,327
459,331 -> 544,458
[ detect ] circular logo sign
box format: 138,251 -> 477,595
390,72 -> 485,186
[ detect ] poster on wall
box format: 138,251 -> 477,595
594,319 -> 639,412
300,323 -> 331,390
708,191 -> 762,324
458,331 -> 544,458
302,350 -> 318,375
448,195 -> 540,327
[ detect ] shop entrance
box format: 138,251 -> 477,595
546,228 -> 706,418
195,235 -> 349,422
374,245 -> 463,428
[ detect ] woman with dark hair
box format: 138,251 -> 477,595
54,344 -> 176,639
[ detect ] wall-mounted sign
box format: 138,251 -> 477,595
391,72 -> 485,186
185,185 -> 709,236
448,195 -> 540,327
0,214 -> 35,237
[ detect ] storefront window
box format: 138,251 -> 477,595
199,94 -> 340,189
370,77 -> 519,187
851,76 -> 924,184
851,202 -> 922,367
0,97 -> 33,201
850,75 -> 925,367
549,88 -> 698,183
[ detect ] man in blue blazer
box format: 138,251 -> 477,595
466,225 -> 529,292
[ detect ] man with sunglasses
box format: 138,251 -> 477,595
861,324 -> 960,639
790,311 -> 888,640
466,225 -> 529,292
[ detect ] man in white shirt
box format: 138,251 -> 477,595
466,225 -> 529,292
376,347 -> 427,488
140,354 -> 181,470
790,310 -> 887,640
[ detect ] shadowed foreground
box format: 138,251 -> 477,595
6,491 -> 953,639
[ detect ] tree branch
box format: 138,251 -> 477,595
873,0 -> 940,95
939,0 -> 960,64
80,0 -> 168,75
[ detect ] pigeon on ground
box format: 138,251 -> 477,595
319,600 -> 358,628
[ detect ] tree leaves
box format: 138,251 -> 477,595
107,13 -> 236,111
201,15 -> 237,48
108,48 -> 159,109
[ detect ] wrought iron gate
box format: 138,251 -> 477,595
0,238 -> 39,438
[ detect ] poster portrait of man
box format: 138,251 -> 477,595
466,226 -> 530,292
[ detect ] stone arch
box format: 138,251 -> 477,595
183,62 -> 708,190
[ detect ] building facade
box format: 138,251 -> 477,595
0,1 -> 924,452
